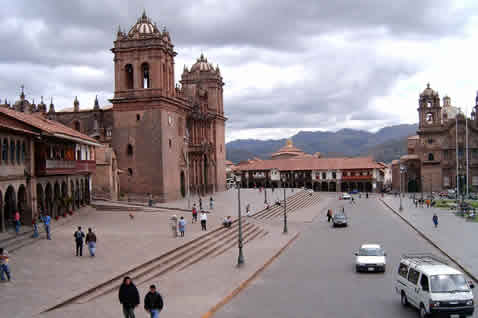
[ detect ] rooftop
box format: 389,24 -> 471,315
0,107 -> 99,144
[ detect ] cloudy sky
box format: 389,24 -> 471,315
1,0 -> 478,142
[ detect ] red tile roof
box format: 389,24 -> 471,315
235,156 -> 383,171
0,107 -> 98,143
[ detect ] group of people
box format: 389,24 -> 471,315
170,199 -> 212,238
73,226 -> 97,257
119,277 -> 164,318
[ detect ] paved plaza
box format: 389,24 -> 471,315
0,188 -> 328,318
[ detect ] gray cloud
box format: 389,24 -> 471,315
0,0 -> 475,139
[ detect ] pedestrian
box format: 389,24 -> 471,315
327,209 -> 332,222
144,284 -> 164,318
223,216 -> 232,228
119,276 -> 140,318
32,214 -> 39,238
192,205 -> 198,223
42,213 -> 51,240
85,228 -> 97,257
366,192 -> 369,199
14,211 -> 20,235
0,248 -> 11,282
199,197 -> 203,210
209,197 -> 214,210
433,213 -> 438,228
351,196 -> 355,204
246,204 -> 251,217
74,226 -> 85,256
170,215 -> 178,238
178,216 -> 186,237
200,210 -> 207,231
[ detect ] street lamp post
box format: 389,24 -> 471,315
399,165 -> 406,211
264,183 -> 267,204
282,177 -> 288,234
236,177 -> 244,266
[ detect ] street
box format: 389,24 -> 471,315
215,195 -> 478,318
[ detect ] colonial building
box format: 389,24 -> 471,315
392,84 -> 478,193
0,98 -> 98,232
234,140 -> 385,192
52,11 -> 227,202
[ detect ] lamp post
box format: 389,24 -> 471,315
235,176 -> 244,266
282,177 -> 288,233
264,181 -> 268,204
399,165 -> 406,211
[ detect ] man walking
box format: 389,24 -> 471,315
144,284 -> 164,318
170,215 -> 178,238
200,211 -> 207,231
74,226 -> 85,256
432,213 -> 439,228
85,228 -> 97,257
209,197 -> 214,210
32,214 -> 39,238
42,213 -> 51,240
0,248 -> 11,282
327,209 -> 332,222
192,204 -> 197,223
199,197 -> 203,210
119,276 -> 140,318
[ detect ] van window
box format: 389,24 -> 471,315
420,274 -> 429,291
430,274 -> 470,293
398,263 -> 409,278
407,268 -> 420,285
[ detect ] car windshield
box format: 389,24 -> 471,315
358,248 -> 384,256
334,214 -> 346,219
430,274 -> 470,293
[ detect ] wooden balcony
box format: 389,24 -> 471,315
342,175 -> 373,181
36,160 -> 96,176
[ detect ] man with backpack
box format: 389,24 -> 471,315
74,226 -> 85,256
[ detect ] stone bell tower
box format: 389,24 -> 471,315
418,83 -> 442,129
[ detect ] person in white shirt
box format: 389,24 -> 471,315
200,211 -> 208,231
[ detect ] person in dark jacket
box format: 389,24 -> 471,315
144,284 -> 164,318
119,276 -> 140,318
74,226 -> 85,256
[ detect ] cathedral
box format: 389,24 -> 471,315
51,11 -> 227,202
392,84 -> 478,194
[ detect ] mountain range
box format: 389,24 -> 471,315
226,124 -> 418,164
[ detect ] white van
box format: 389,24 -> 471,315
395,254 -> 475,318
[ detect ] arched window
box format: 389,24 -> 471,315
142,63 -> 150,88
2,138 -> 7,162
125,64 -> 134,89
16,140 -> 20,163
10,140 -> 15,162
127,144 -> 133,156
74,121 -> 81,132
22,141 -> 26,162
428,153 -> 434,161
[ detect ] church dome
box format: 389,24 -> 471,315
420,83 -> 438,98
270,139 -> 306,159
190,54 -> 216,73
128,11 -> 160,36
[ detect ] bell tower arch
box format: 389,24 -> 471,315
418,83 -> 442,129
111,11 -> 176,99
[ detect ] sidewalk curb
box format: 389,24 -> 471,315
200,232 -> 301,318
379,198 -> 478,283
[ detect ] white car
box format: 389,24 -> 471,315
355,244 -> 386,272
342,193 -> 351,200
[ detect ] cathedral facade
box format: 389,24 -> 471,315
392,84 -> 478,194
53,12 -> 227,202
